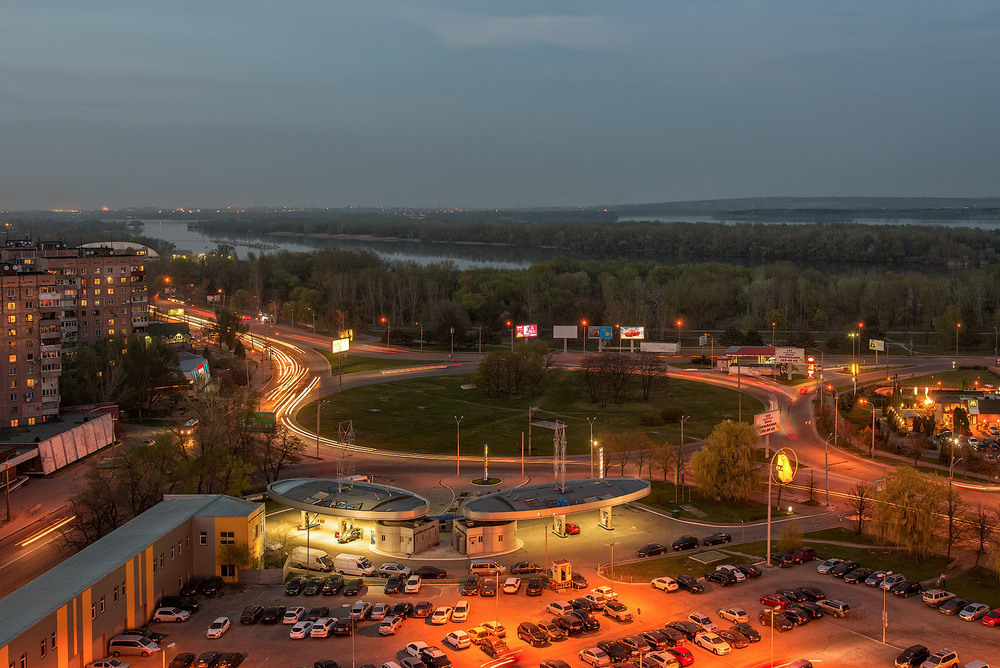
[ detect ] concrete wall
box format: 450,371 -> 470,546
375,520 -> 440,556
452,520 -> 517,555
34,413 -> 115,474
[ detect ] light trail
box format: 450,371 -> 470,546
17,516 -> 76,547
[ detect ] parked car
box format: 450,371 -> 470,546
152,607 -> 191,623
645,652 -> 680,668
603,601 -> 633,622
830,560 -> 860,578
480,579 -> 497,596
791,547 -> 817,563
687,612 -> 716,631
565,522 -> 581,535
702,533 -> 732,546
570,609 -> 601,631
671,536 -> 699,551
757,610 -> 793,632
168,655 -> 195,668
637,543 -> 670,557
239,606 -> 264,625
816,558 -> 843,574
413,601 -> 433,617
651,576 -> 679,592
502,577 -> 522,594
414,566 -> 448,579
332,618 -> 355,636
309,618 -> 336,638
958,603 -> 991,621
391,602 -> 414,618
206,617 -> 230,639
479,637 -> 510,659
404,575 -> 422,594
350,601 -> 373,621
939,598 -> 969,616
731,622 -> 761,643
760,593 -> 790,611
770,552 -> 793,568
796,586 -> 827,601
285,578 -> 305,595
664,647 -> 694,667
675,574 -> 704,593
881,573 -> 906,590
282,607 -> 305,624
776,588 -> 808,603
717,607 -> 748,623
306,606 -> 329,621
444,631 -> 471,650
213,650 -> 243,666
735,564 -> 763,579
865,570 -> 889,586
795,601 -> 825,619
554,614 -> 585,636
260,606 -> 286,624
430,607 -> 452,625
302,577 -> 325,596
843,567 -> 873,584
517,622 -> 547,646
815,599 -> 851,618
783,608 -> 810,627
619,634 -> 652,656
526,577 -> 544,596
193,653 -> 221,668
639,630 -> 670,650
578,648 -> 611,668
378,616 -> 404,636
596,640 -> 631,663
451,600 -> 470,622
892,582 -> 924,598
460,575 -> 481,596
895,645 -> 931,668
704,570 -> 736,587
510,561 -> 543,575
288,621 -> 314,639
918,649 -> 959,668
694,632 -> 731,656
715,565 -> 746,582
343,578 -> 363,596
384,575 -> 404,595
981,608 -> 1000,626
536,619 -> 566,641
158,596 -> 200,613
199,577 -> 224,596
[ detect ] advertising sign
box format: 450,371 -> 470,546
588,326 -> 613,340
331,338 -> 350,353
516,324 -> 538,338
774,347 -> 805,363
206,294 -> 221,303
553,325 -> 578,339
869,339 -> 885,352
640,342 -> 680,353
339,329 -> 354,341
620,326 -> 645,340
699,334 -> 709,346
240,411 -> 276,432
755,410 -> 781,436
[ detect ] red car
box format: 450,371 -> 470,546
982,609 -> 1000,626
760,593 -> 790,611
565,522 -> 581,535
665,647 -> 694,667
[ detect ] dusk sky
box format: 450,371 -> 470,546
2,1 -> 999,210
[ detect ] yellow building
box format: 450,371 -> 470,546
0,494 -> 263,668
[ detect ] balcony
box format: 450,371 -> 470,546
41,367 -> 61,377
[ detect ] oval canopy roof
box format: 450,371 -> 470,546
267,478 -> 430,521
460,477 -> 650,521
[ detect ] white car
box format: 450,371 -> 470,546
88,660 -> 128,668
444,630 -> 472,650
206,616 -> 230,639
451,600 -> 470,623
715,565 -> 746,582
430,606 -> 453,624
350,601 -> 373,620
688,612 -> 716,631
482,621 -> 506,638
579,648 -> 612,668
502,577 -> 522,594
717,607 -> 749,624
289,620 -> 314,639
283,606 -> 305,624
694,632 -> 732,656
646,651 -> 681,668
379,615 -> 404,636
151,607 -> 190,623
651,576 -> 679,592
378,562 -> 413,578
371,603 -> 391,620
404,641 -> 430,658
404,575 -> 422,594
310,618 -> 336,638
591,586 -> 618,600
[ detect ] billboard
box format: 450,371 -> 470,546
339,329 -> 354,341
640,342 -> 680,353
699,334 -> 709,346
775,347 -> 805,363
755,410 -> 781,436
869,339 -> 885,352
620,326 -> 645,340
553,325 -> 578,339
516,324 -> 538,338
588,326 -> 613,340
331,338 -> 350,353
240,411 -> 276,432
206,294 -> 221,303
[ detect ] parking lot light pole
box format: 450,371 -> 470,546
455,415 -> 464,476
824,434 -> 834,507
605,541 -> 620,581
162,643 -> 175,668
587,417 -> 597,478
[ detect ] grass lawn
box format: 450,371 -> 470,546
949,566 -> 1000,607
313,349 -> 415,373
643,481 -> 769,523
611,549 -> 760,584
902,368 -> 1000,391
297,369 -> 764,456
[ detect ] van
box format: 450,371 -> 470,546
922,589 -> 955,608
335,552 -> 376,576
470,561 -> 506,576
546,601 -> 575,616
289,547 -> 334,572
108,635 -> 159,658
181,418 -> 199,435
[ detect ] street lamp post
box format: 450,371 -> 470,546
582,319 -> 588,354
956,323 -> 961,358
315,399 -> 329,458
676,319 -> 683,344
680,415 -> 691,502
824,433 -> 834,507
450,327 -> 455,360
587,417 -> 597,478
859,399 -> 876,457
766,448 -> 797,568
771,321 -> 776,347
416,322 -> 423,353
161,642 -> 176,668
380,317 -> 390,348
605,541 -> 620,582
455,415 -> 464,476
506,321 -> 514,351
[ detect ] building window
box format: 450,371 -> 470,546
91,603 -> 95,619
20,655 -> 26,668
171,546 -> 175,560
50,633 -> 55,650
185,536 -> 190,549
113,588 -> 118,603
100,596 -> 105,612
178,540 -> 182,554
200,532 -> 207,545
159,554 -> 164,569
39,640 -> 45,658
220,564 -> 236,578
220,532 -> 235,545
6,302 -> 15,311
6,316 -> 14,324
8,355 -> 14,363
121,582 -> 126,600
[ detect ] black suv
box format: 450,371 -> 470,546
239,605 -> 264,624
302,577 -> 326,596
460,575 -> 481,596
596,640 -> 630,663
158,596 -> 200,613
384,575 -> 404,595
200,576 -> 224,596
671,535 -> 698,551
260,606 -> 286,624
675,574 -> 704,593
285,577 -> 305,596
894,644 -> 930,668
702,532 -> 732,545
554,614 -> 584,635
704,570 -> 736,587
517,622 -> 547,646
569,610 -> 601,631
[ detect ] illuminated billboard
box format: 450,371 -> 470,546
588,326 -> 613,340
331,338 -> 350,353
516,324 -> 538,338
620,326 -> 645,340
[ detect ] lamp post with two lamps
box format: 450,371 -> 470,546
858,398 -> 876,458
587,417 -> 598,478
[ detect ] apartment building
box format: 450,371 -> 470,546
0,494 -> 265,668
0,240 -> 150,428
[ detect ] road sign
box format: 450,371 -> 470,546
774,347 -> 804,363
331,338 -> 350,353
699,335 -> 708,346
869,339 -> 885,351
755,410 -> 781,436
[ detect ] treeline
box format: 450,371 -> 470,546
150,241 -> 1000,351
185,218 -> 1000,267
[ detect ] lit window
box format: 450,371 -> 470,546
220,531 -> 235,545
8,355 -> 14,363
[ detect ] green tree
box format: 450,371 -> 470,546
121,335 -> 185,418
776,521 -> 803,553
872,466 -> 944,562
690,420 -> 761,503
210,308 -> 248,350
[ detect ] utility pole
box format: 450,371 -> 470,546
587,417 -> 597,478
455,415 -> 464,476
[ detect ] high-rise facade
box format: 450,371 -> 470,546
0,240 -> 149,428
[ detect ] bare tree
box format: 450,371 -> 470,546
943,484 -> 969,560
806,469 -> 818,504
846,481 -> 875,535
971,503 -> 997,567
653,441 -> 676,482
634,352 -> 667,401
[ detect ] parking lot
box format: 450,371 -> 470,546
125,554 -> 1000,668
